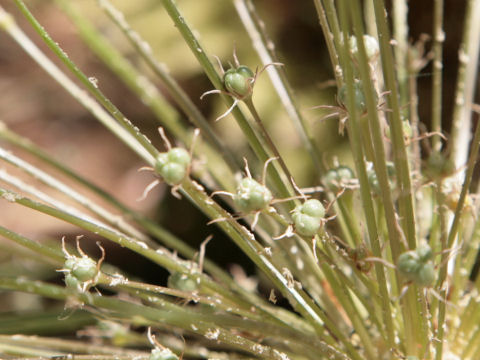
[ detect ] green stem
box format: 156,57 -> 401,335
179,179 -> 361,360
94,0 -> 241,174
434,186 -> 449,360
372,0 -> 417,251
431,0 -> 444,152
159,0 -> 292,199
234,0 -> 325,177
0,225 -> 63,264
244,98 -> 296,192
0,186 -> 248,312
392,0 -> 409,116
0,279 -> 292,360
446,110 -> 480,250
448,0 -> 480,167
312,0 -> 342,85
336,0 -> 395,350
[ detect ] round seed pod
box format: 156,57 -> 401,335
160,162 -> 187,186
167,272 -> 198,292
224,66 -> 254,99
150,348 -> 179,360
236,65 -> 255,79
301,199 -> 325,218
338,80 -> 378,114
64,257 -> 77,271
397,251 -> 421,282
167,148 -> 190,167
368,170 -> 380,194
338,81 -> 367,113
416,263 -> 436,287
292,212 -> 321,237
154,148 -> 190,186
234,177 -> 272,213
64,273 -> 80,290
154,153 -> 170,173
368,161 -> 396,195
323,165 -> 355,192
71,256 -> 98,282
416,243 -> 433,263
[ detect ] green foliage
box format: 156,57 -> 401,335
0,0 -> 479,359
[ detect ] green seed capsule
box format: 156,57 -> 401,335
167,148 -> 190,167
397,244 -> 436,287
300,199 -> 325,218
236,65 -> 255,79
154,148 -> 190,186
416,243 -> 433,263
338,81 -> 367,113
65,273 -> 80,290
292,212 -> 321,237
338,80 -> 378,114
155,153 -> 169,172
397,251 -> 421,282
323,165 -> 355,192
224,66 -> 255,99
367,161 -> 395,195
167,272 -> 198,292
160,162 -> 187,186
150,348 -> 179,360
234,177 -> 272,213
71,256 -> 98,282
416,263 -> 436,287
64,258 -> 76,271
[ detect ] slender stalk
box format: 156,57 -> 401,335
179,180 -> 362,360
0,148 -> 150,245
0,335 -> 146,357
312,0 -> 341,85
0,225 -> 64,264
244,98 -> 296,192
234,0 -> 325,177
159,0 -> 292,200
448,0 -> 480,168
431,0 -> 445,152
372,0 -> 417,251
447,110 -> 480,250
336,0 -> 395,351
0,279 -> 293,360
434,186 -> 449,360
392,0 -> 409,114
93,0 -> 241,174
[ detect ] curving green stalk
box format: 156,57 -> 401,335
234,0 -> 325,177
92,0 -> 241,175
159,0 -> 294,200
